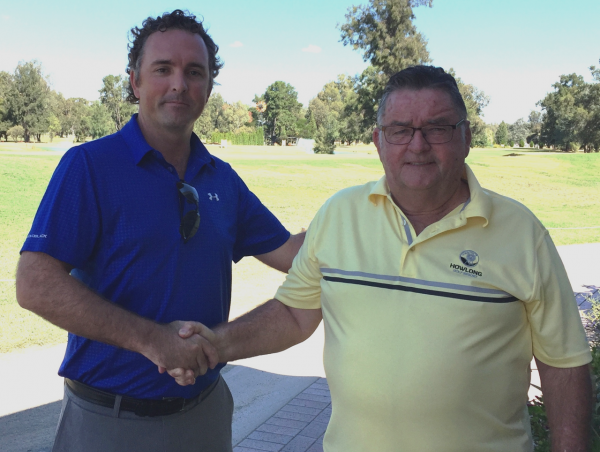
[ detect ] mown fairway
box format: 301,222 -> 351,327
1,145 -> 599,352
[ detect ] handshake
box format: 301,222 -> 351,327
147,320 -> 223,387
143,300 -> 322,387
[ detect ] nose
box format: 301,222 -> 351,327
406,128 -> 431,153
171,70 -> 188,93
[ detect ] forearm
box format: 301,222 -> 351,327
536,359 -> 592,451
213,298 -> 321,362
17,252 -> 168,362
255,231 -> 306,273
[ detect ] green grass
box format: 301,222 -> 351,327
1,146 -> 599,353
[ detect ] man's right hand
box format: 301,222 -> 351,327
144,320 -> 218,378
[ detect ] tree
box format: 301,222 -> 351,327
89,101 -> 113,139
7,125 -> 24,142
194,93 -> 225,139
66,98 -> 92,142
47,114 -> 61,142
5,61 -> 51,142
448,69 -> 490,148
527,111 -> 542,145
339,0 -> 432,128
217,101 -> 252,134
508,118 -> 530,145
99,75 -> 136,132
262,81 -> 302,141
314,114 -> 339,154
0,71 -> 14,141
495,121 -> 508,145
538,71 -> 598,152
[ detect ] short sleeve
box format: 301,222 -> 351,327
232,175 -> 289,262
275,207 -> 324,310
20,147 -> 101,268
525,232 -> 591,367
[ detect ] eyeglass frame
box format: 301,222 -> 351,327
378,118 -> 467,145
176,180 -> 200,243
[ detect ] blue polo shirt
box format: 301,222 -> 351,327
21,115 -> 290,399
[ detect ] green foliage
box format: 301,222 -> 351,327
519,138 -> 525,148
298,112 -> 317,139
314,115 -> 339,154
217,101 -> 252,133
508,118 -> 531,145
7,125 -> 24,142
195,95 -> 255,140
211,128 -> 264,146
4,61 -> 51,142
527,111 -> 543,145
262,81 -> 303,139
88,101 -> 113,139
0,71 -> 12,140
338,0 -> 432,128
527,396 -> 551,452
195,93 -> 225,139
99,75 -> 136,132
495,121 -> 509,145
46,114 -> 61,142
447,69 -> 490,148
538,64 -> 600,152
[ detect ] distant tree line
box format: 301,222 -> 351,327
536,63 -> 600,152
0,62 -> 137,143
486,61 -> 599,153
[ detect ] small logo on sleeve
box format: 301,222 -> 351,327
207,193 -> 219,201
27,234 -> 48,239
450,250 -> 482,278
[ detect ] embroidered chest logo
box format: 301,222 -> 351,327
207,193 -> 220,201
450,250 -> 482,278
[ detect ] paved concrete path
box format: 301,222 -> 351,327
0,243 -> 597,451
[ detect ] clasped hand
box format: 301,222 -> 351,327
156,321 -> 219,386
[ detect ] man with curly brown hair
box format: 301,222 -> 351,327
16,9 -> 303,452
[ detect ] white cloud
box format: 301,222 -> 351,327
229,41 -> 243,48
1,15 -> 10,21
301,45 -> 321,54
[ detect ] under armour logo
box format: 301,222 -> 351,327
207,193 -> 219,201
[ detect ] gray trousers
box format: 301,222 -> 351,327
52,377 -> 233,452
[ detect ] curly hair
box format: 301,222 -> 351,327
125,9 -> 223,104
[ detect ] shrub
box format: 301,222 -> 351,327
519,139 -> 525,148
7,125 -> 24,142
211,128 -> 264,146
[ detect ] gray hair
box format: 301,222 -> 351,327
377,65 -> 467,125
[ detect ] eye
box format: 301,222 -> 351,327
426,126 -> 448,134
391,127 -> 412,136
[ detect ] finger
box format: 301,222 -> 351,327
158,366 -> 166,374
167,368 -> 186,378
178,321 -> 216,342
173,374 -> 195,386
201,339 -> 219,369
196,354 -> 208,377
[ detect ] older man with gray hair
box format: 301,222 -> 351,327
174,65 -> 592,452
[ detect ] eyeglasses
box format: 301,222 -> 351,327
379,119 -> 466,145
176,180 -> 200,243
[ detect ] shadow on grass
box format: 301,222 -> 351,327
0,401 -> 61,452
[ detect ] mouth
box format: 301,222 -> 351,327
406,162 -> 433,166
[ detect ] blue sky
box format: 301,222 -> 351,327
1,0 -> 598,124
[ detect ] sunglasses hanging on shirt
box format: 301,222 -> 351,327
176,180 -> 200,243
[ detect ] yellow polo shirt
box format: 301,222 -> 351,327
275,164 -> 591,452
